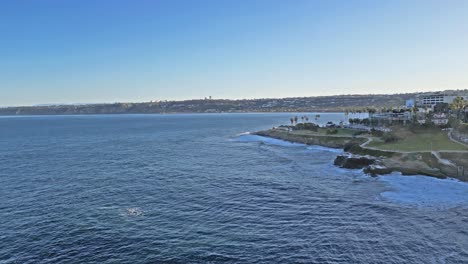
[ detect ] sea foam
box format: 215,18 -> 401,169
306,145 -> 343,153
233,134 -> 305,147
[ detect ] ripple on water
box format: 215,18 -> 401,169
379,174 -> 468,208
2,114 -> 468,263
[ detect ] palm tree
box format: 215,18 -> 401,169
450,96 -> 466,120
412,106 -> 419,124
420,105 -> 427,121
367,107 -> 376,118
366,108 -> 376,127
290,117 -> 294,125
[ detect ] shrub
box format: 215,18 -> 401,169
352,130 -> 367,136
361,118 -> 370,126
293,122 -> 319,131
457,123 -> 468,133
370,128 -> 384,137
382,132 -> 400,143
326,128 -> 338,135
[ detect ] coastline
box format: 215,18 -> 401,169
254,129 -> 468,182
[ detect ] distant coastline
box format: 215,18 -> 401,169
2,90 -> 467,116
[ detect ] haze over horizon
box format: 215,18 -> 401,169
3,88 -> 468,108
2,0 -> 468,106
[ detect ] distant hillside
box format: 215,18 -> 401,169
1,90 -> 466,116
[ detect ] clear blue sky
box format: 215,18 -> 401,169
1,0 -> 468,106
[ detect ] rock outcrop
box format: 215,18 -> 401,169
363,164 -> 393,176
334,155 -> 396,176
334,155 -> 375,169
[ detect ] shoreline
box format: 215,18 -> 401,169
254,129 -> 468,182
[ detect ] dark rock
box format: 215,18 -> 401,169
333,155 -> 348,166
334,155 -> 375,169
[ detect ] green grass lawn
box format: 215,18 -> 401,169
367,131 -> 468,152
290,128 -> 360,137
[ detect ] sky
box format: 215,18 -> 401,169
1,0 -> 468,106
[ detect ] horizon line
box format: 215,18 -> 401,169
2,89 -> 467,108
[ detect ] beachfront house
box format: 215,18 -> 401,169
432,113 -> 449,126
370,110 -> 413,125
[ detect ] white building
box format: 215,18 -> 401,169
418,93 -> 466,107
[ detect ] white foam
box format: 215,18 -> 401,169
125,207 -> 144,216
306,145 -> 343,153
232,134 -> 305,147
379,174 -> 468,208
236,131 -> 251,136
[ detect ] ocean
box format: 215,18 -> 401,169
1,113 -> 468,263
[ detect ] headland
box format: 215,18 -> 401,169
254,125 -> 468,182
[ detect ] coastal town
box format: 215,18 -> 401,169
1,90 -> 467,116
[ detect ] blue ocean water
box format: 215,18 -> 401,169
1,113 -> 468,263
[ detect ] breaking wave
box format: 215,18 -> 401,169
232,134 -> 305,147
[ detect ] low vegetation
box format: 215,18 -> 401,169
290,127 -> 363,137
367,127 -> 468,152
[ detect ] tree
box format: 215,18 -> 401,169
366,108 -> 376,127
450,96 -> 467,121
461,104 -> 467,122
290,118 -> 294,125
294,116 -> 298,124
422,105 -> 429,121
361,118 -> 370,126
411,106 -> 419,124
357,109 -> 362,119
434,103 -> 449,113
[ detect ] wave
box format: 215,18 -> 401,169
306,145 -> 343,153
232,134 -> 305,147
234,133 -> 468,208
378,174 -> 468,208
235,131 -> 251,136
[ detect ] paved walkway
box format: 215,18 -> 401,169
448,129 -> 468,148
359,136 -> 468,154
285,128 -> 468,154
